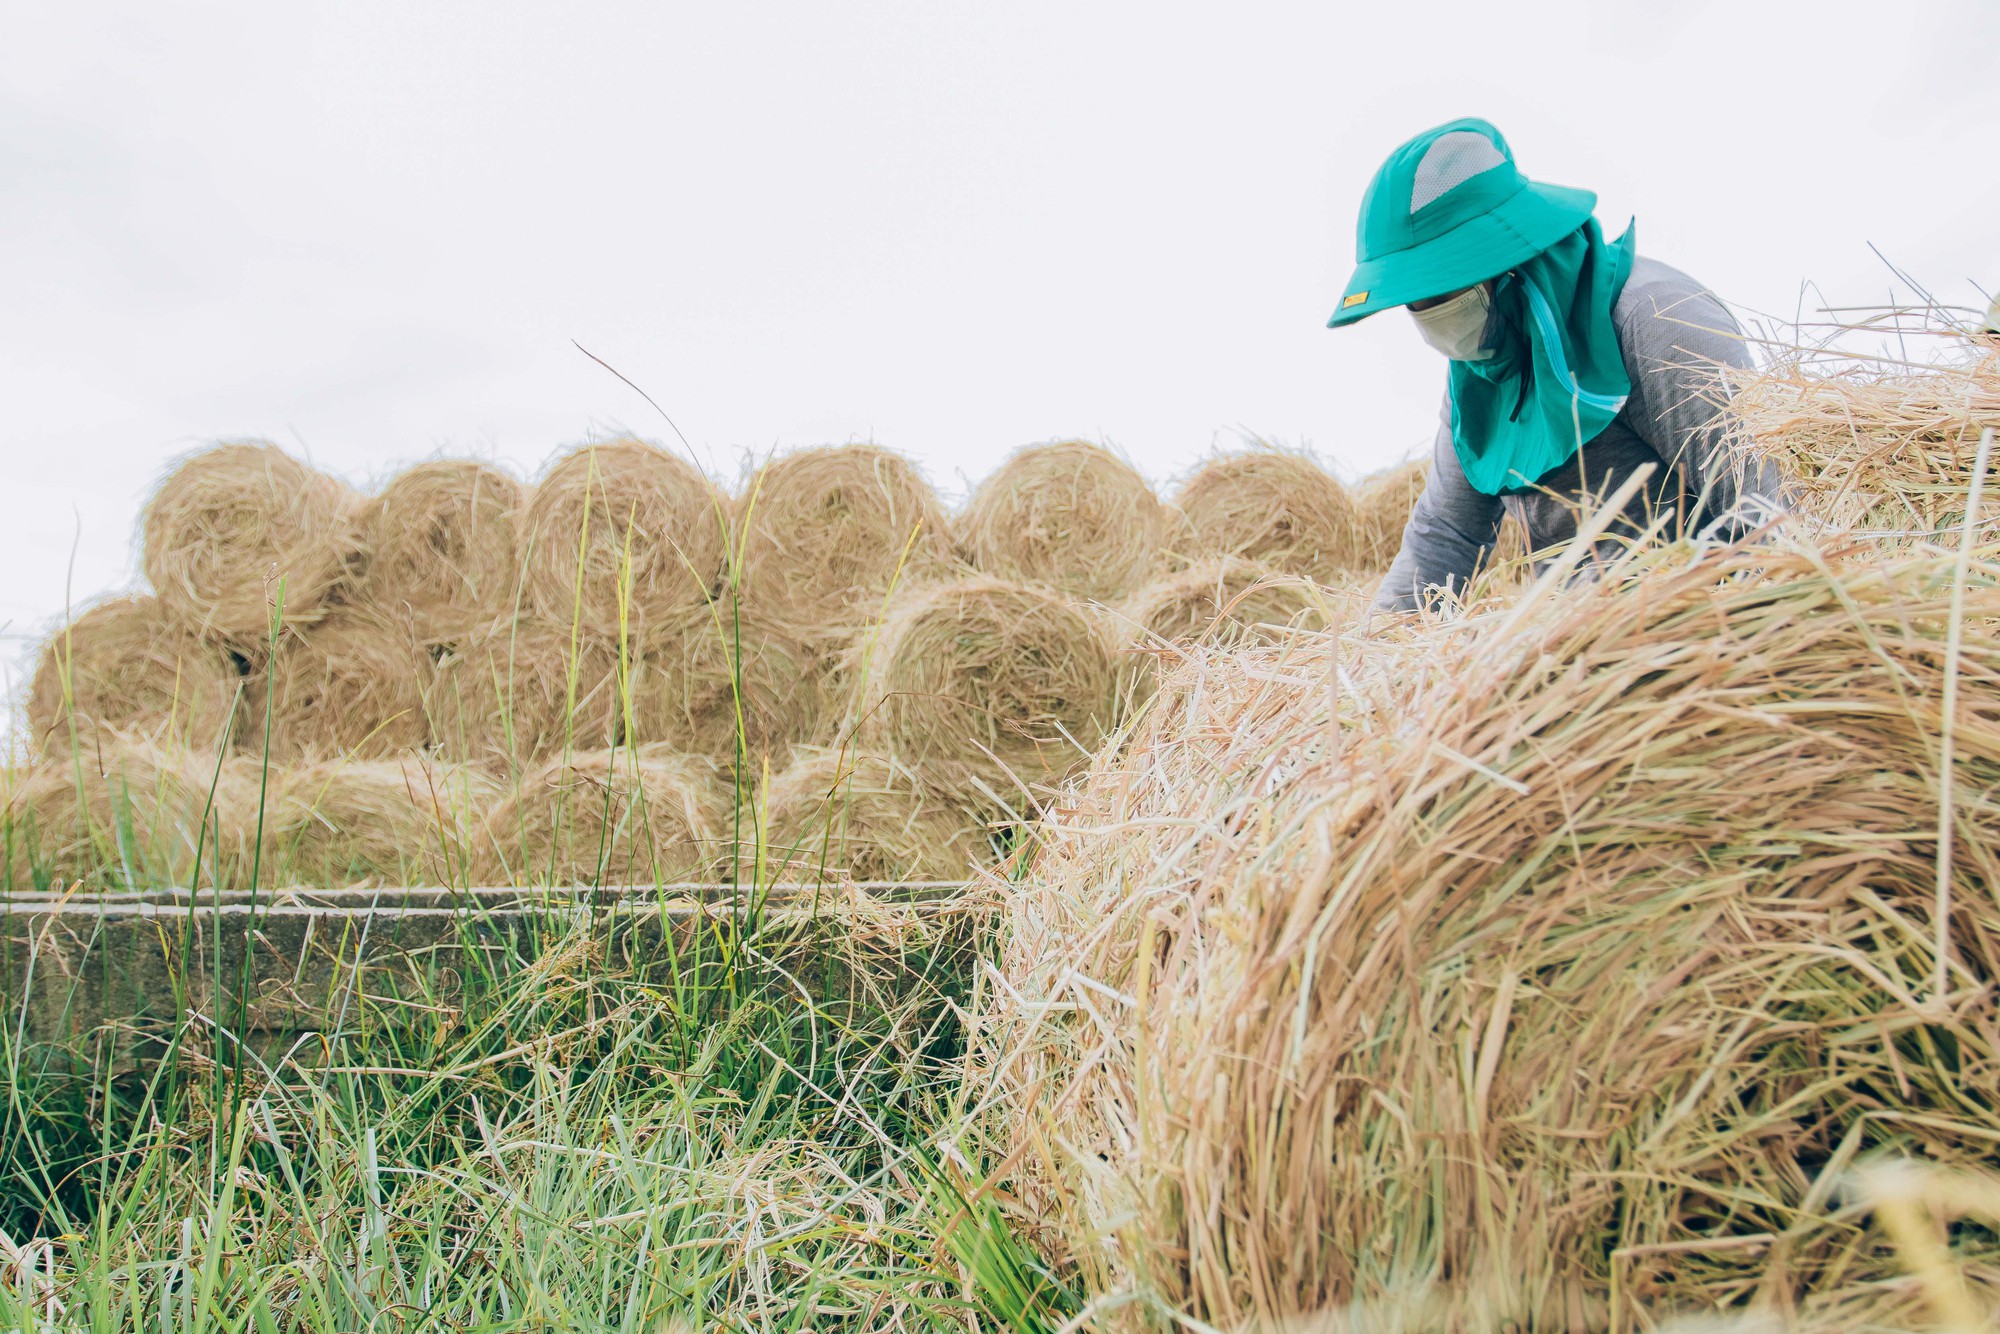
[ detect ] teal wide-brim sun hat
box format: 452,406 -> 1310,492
1327,117 -> 1597,328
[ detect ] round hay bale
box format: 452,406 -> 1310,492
142,441 -> 361,644
736,444 -> 957,640
957,440 -> 1166,601
26,594 -> 250,758
265,757 -> 494,887
1353,457 -> 1427,567
427,618 -> 625,771
982,543 -> 2000,1328
472,748 -> 726,886
3,736 -> 250,890
1113,558 -> 1335,713
264,613 -> 431,764
357,459 -> 526,641
859,576 -> 1115,788
1172,448 -> 1363,578
520,438 -> 725,637
630,598 -> 828,765
757,747 -> 996,883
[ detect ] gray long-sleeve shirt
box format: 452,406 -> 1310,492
1374,255 -> 1781,612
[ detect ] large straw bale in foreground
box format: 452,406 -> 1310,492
264,613 -> 432,764
979,544 -> 2000,1329
1353,457 -> 1427,567
264,757 -> 493,887
757,747 -> 995,883
142,441 -> 361,643
958,440 -> 1167,601
3,737 -> 251,890
427,619 -> 626,770
859,577 -> 1115,790
520,438 -> 725,637
1728,342 -> 1999,538
472,748 -> 726,886
736,444 -> 956,639
26,594 -> 250,758
357,458 -> 525,641
1172,448 -> 1362,578
631,598 -> 827,763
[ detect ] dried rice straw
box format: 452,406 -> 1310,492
976,539 -> 2000,1329
141,441 -> 361,643
1172,447 -> 1364,577
735,444 -> 957,641
472,747 -> 726,886
857,576 -> 1114,790
357,458 -> 526,642
263,612 -> 431,764
958,440 -> 1166,601
26,594 -> 250,758
756,746 -> 995,883
520,437 -> 725,637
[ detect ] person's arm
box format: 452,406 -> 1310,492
1616,276 -> 1785,532
1372,394 -> 1504,612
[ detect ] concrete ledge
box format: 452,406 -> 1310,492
1,882 -> 985,1056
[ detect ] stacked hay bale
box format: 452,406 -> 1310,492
957,440 -> 1167,602
1728,332 -> 1999,538
9,431 -> 1380,891
1171,447 -> 1364,579
976,541 -> 2000,1330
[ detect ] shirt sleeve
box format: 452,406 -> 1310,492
1615,277 -> 1786,532
1371,392 -> 1505,612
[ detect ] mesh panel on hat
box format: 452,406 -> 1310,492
1410,131 -> 1506,213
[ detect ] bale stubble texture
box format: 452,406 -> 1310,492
1353,457 -> 1428,567
520,438 -> 725,637
859,576 -> 1115,792
472,748 -> 727,887
1112,557 -> 1346,714
265,757 -> 493,887
957,440 -> 1167,601
357,458 -> 526,642
263,613 -> 432,764
735,444 -> 957,643
1173,448 -> 1363,579
630,597 -> 828,765
977,542 -> 2000,1330
26,594 -> 250,758
756,746 -> 996,883
426,618 -> 627,771
141,441 -> 360,644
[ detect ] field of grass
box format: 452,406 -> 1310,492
0,868 -> 1078,1331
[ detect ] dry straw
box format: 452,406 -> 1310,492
1728,335 -> 2000,538
26,594 -> 249,758
1352,457 -> 1428,567
756,746 -> 994,883
1112,557 -> 1346,712
3,736 -> 248,890
859,576 -> 1115,790
265,757 -> 494,887
264,613 -> 431,764
142,441 -> 361,644
975,541 -> 2000,1330
427,618 -> 626,771
357,458 -> 526,641
1172,446 -> 1364,578
472,747 -> 726,886
520,437 -> 725,637
735,444 -> 956,640
958,440 -> 1167,601
631,597 -> 827,764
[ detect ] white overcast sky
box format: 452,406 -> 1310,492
4,0 -> 1997,687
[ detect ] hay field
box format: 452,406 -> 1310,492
10,325 -> 1998,1330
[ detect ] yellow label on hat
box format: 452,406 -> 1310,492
1343,291 -> 1369,308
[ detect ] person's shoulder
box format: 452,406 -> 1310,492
1616,255 -> 1731,320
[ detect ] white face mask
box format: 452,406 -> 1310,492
1409,283 -> 1495,361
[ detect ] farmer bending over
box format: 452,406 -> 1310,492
1328,118 -> 1782,612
